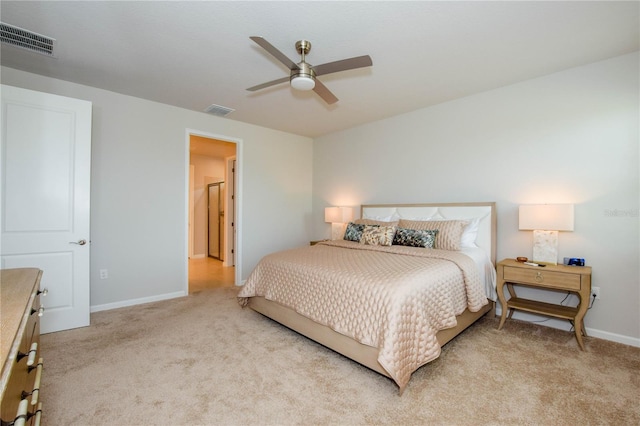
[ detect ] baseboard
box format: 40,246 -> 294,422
584,328 -> 640,348
190,254 -> 206,259
91,291 -> 187,313
495,307 -> 640,348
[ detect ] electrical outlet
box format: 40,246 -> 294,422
592,286 -> 601,300
99,269 -> 109,280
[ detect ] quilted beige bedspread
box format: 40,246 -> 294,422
238,240 -> 488,391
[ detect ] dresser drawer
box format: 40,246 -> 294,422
1,269 -> 44,425
503,266 -> 581,290
2,331 -> 32,421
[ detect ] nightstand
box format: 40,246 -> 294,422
496,258 -> 592,350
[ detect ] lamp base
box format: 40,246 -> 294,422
532,230 -> 558,265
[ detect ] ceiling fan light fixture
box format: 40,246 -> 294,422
290,74 -> 315,91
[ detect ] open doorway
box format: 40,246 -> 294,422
187,132 -> 238,293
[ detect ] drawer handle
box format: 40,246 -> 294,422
32,358 -> 44,405
13,399 -> 29,426
535,272 -> 544,283
33,403 -> 43,426
24,358 -> 43,405
37,288 -> 48,296
16,342 -> 38,365
10,399 -> 42,426
26,342 -> 38,366
31,305 -> 45,317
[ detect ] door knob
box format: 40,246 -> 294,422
70,239 -> 87,245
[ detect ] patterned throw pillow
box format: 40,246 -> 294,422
393,228 -> 438,248
360,225 -> 396,246
343,222 -> 366,242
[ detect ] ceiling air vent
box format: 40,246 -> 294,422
204,103 -> 235,117
1,22 -> 56,57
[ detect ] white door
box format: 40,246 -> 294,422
1,85 -> 92,333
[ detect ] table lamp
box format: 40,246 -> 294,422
325,207 -> 353,240
519,204 -> 574,265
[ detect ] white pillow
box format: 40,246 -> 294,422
460,218 -> 481,248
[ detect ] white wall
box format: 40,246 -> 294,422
313,53 -> 639,345
1,66 -> 314,309
3,52 -> 637,345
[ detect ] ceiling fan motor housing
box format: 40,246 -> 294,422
290,62 -> 316,91
295,40 -> 311,56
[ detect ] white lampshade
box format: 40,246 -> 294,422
324,207 -> 353,224
519,204 -> 574,231
291,75 -> 315,91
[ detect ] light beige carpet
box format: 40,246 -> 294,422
41,287 -> 639,425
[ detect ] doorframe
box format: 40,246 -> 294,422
184,129 -> 243,290
223,157 -> 236,267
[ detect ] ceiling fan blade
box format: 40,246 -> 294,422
312,55 -> 372,76
246,76 -> 290,92
313,79 -> 338,105
250,36 -> 300,71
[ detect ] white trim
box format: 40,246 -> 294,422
91,291 -> 186,313
496,307 -> 640,348
585,328 -> 640,348
223,156 -> 236,267
191,254 -> 206,259
185,129 -> 243,292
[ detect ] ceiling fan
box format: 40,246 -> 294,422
246,36 -> 373,105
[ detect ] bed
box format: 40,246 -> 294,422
238,202 -> 497,394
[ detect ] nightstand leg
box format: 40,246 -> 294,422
574,323 -> 586,350
503,283 -> 516,319
496,273 -> 508,330
574,293 -> 589,351
498,312 -> 507,330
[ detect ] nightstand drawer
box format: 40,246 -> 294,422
503,266 -> 581,290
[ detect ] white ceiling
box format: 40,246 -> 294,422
1,1 -> 638,138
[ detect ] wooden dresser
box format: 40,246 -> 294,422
1,268 -> 45,426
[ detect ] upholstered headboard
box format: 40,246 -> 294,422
361,202 -> 497,265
